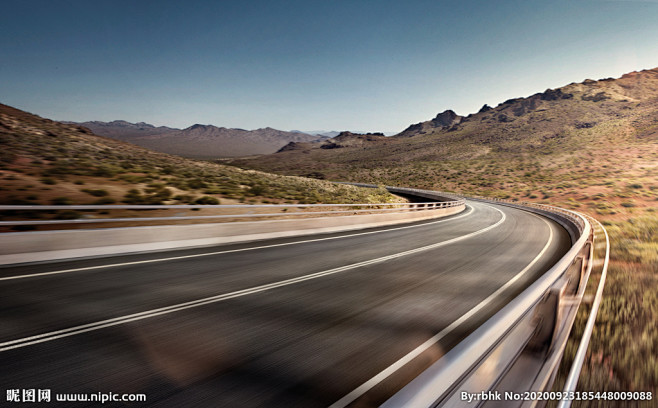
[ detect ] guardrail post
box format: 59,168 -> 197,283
579,242 -> 593,293
526,288 -> 561,354
564,256 -> 584,296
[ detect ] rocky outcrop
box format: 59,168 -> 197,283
333,131 -> 385,142
575,121 -> 596,129
497,113 -> 512,123
277,142 -> 313,152
431,110 -> 462,128
540,88 -> 573,101
581,92 -> 610,102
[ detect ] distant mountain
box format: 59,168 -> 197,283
71,120 -> 179,139
74,121 -> 326,158
0,103 -> 400,210
304,130 -> 342,138
301,130 -> 397,137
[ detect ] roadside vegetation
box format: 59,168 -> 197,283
555,215 -> 658,406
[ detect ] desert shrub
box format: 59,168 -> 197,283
122,189 -> 144,204
92,165 -> 120,177
81,188 -> 109,197
187,179 -> 207,189
117,174 -> 151,184
173,194 -> 195,203
203,187 -> 223,194
51,197 -> 72,205
93,197 -> 116,204
248,184 -> 265,196
194,196 -> 219,205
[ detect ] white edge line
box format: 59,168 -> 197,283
328,212 -> 555,408
0,206 -> 474,281
0,206 -> 502,352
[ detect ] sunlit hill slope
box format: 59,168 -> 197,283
0,103 -> 399,208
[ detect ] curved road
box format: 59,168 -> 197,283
0,201 -> 570,407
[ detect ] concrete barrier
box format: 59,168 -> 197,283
0,205 -> 464,265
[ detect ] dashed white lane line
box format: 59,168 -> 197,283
0,206 -> 476,282
329,212 -> 555,408
0,207 -> 505,352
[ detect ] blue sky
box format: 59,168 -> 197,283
2,0 -> 658,133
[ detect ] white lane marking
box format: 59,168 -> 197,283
0,207 -> 505,352
0,206 -> 475,282
329,213 -> 555,408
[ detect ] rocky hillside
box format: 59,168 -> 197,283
233,68 -> 658,206
0,103 -> 401,211
76,120 -> 325,158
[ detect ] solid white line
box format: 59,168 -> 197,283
0,206 -> 475,281
0,207 -> 504,352
329,213 -> 555,408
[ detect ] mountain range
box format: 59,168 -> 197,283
72,121 -> 330,158
232,67 -> 658,195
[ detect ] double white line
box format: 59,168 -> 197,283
0,207 -> 505,352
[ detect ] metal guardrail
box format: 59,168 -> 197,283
0,193 -> 465,227
557,215 -> 609,408
380,191 -> 608,408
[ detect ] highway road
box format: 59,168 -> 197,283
0,200 -> 571,407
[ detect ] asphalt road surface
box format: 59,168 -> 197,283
0,201 -> 571,407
